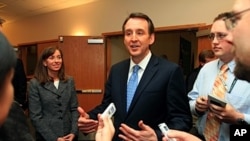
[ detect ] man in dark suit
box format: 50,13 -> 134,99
12,58 -> 27,110
78,12 -> 192,141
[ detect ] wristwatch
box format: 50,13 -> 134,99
237,118 -> 248,125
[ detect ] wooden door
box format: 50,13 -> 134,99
58,36 -> 106,112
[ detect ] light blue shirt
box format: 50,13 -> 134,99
128,51 -> 151,83
188,59 -> 250,141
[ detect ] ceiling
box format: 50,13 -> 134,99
0,0 -> 98,24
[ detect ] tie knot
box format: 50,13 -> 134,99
133,65 -> 140,73
220,64 -> 228,73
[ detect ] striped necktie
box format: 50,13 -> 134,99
204,64 -> 229,141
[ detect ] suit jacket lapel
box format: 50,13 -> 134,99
44,82 -> 59,96
58,81 -> 67,96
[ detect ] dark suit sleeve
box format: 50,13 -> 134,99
167,66 -> 192,131
12,59 -> 27,109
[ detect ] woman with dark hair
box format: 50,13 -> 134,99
29,47 -> 79,141
0,32 -> 16,125
0,32 -> 34,141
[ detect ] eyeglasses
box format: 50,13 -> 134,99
224,8 -> 250,30
208,32 -> 228,41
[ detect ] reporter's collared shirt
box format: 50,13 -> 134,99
188,59 -> 250,141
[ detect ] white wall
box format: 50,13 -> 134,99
3,0 -> 234,45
